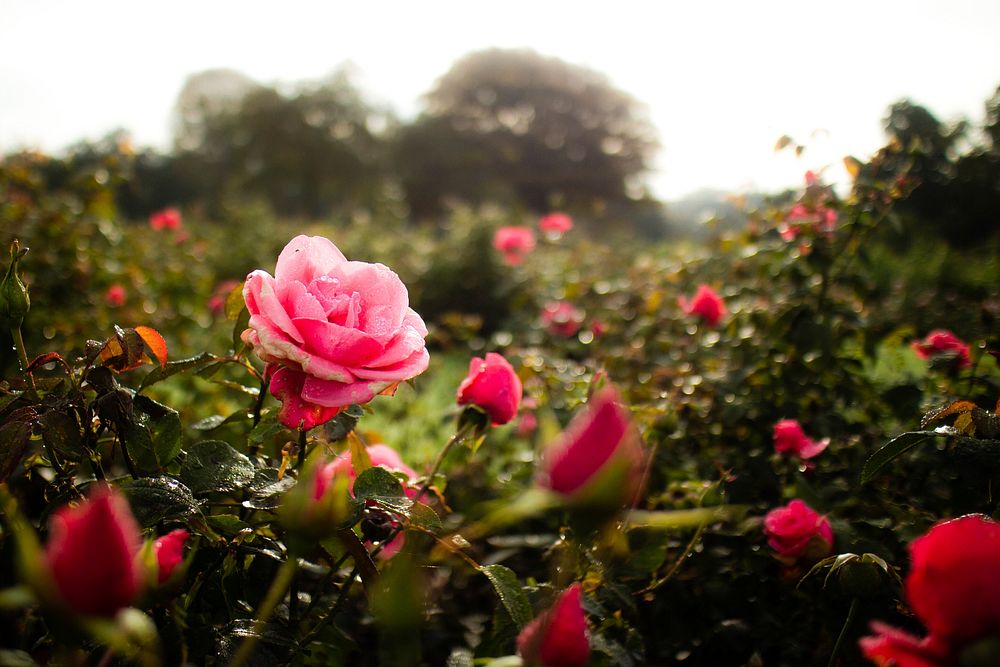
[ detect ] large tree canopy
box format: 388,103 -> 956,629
393,49 -> 659,218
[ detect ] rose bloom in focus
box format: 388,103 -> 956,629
861,515 -> 1000,667
517,583 -> 591,667
911,329 -> 972,369
763,499 -> 834,566
678,284 -> 726,327
456,352 -> 522,425
493,226 -> 537,266
773,419 -> 829,460
242,235 -> 429,429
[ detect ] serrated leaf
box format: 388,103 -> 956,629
139,352 -> 218,391
324,404 -> 364,441
123,395 -> 182,472
249,412 -> 284,445
120,476 -> 200,527
134,326 -> 168,368
479,564 -> 532,628
354,466 -> 404,500
205,514 -> 251,538
369,497 -> 443,531
861,431 -> 945,484
180,440 -> 256,495
0,419 -> 33,483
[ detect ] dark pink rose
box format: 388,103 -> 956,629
493,227 -> 537,266
773,419 -> 828,460
149,208 -> 182,231
268,364 -> 345,430
456,352 -> 523,425
243,235 -> 429,417
762,499 -> 833,563
105,284 -> 126,308
153,529 -> 189,584
539,212 -> 573,235
678,285 -> 726,327
45,487 -> 143,616
911,330 -> 972,369
537,386 -> 645,507
861,515 -> 1000,666
541,301 -> 583,338
517,583 -> 591,667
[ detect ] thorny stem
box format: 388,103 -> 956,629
11,325 -> 37,395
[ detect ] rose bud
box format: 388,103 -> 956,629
153,529 -> 189,584
861,515 -> 1000,666
911,329 -> 973,369
773,419 -> 829,460
268,364 -> 344,431
762,499 -> 834,565
678,284 -> 726,327
517,583 -> 591,667
242,235 -> 429,414
456,352 -> 523,426
44,487 -> 144,617
537,386 -> 645,509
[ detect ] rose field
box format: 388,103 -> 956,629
2,94 -> 1000,666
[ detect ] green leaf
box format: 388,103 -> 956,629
179,440 -> 256,495
861,430 -> 947,484
249,412 -> 284,445
625,506 -> 744,530
40,410 -> 82,460
123,395 -> 182,472
369,497 -> 443,531
120,476 -> 200,527
0,417 -> 33,483
232,306 -> 250,356
323,404 -> 364,441
139,352 -> 218,392
354,466 -> 405,500
205,514 -> 251,538
190,415 -> 226,431
479,564 -> 532,628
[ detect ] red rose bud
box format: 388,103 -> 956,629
153,529 -> 189,584
268,364 -> 344,431
762,499 -> 834,564
517,583 -> 591,667
537,386 -> 645,508
773,419 -> 829,460
456,352 -> 523,426
911,329 -> 973,369
678,284 -> 726,327
861,515 -> 1000,666
45,487 -> 143,617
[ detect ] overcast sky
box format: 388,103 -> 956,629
2,0 -> 999,199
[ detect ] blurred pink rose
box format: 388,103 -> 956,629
763,499 -> 834,563
456,352 -> 522,425
538,212 -> 573,236
493,226 -> 537,266
153,529 -> 189,584
149,208 -> 182,231
105,284 -> 126,308
678,284 -> 726,327
541,301 -> 583,337
45,487 -> 143,616
861,515 -> 1000,667
537,386 -> 645,508
243,235 -> 429,425
911,329 -> 972,369
208,279 -> 240,316
517,583 -> 591,667
773,419 -> 828,460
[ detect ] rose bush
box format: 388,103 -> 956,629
242,235 -> 429,424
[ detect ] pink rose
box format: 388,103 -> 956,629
678,284 -> 726,327
541,301 -> 583,338
537,386 -> 645,508
149,208 -> 182,231
493,226 -> 537,266
153,529 -> 189,584
242,235 -> 429,424
268,364 -> 344,431
45,487 -> 144,616
538,212 -> 573,236
911,329 -> 972,369
208,279 -> 240,316
762,499 -> 834,563
517,583 -> 591,667
105,284 -> 126,308
773,419 -> 829,460
456,352 -> 523,426
861,515 -> 1000,666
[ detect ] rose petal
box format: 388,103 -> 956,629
245,272 -> 303,344
275,235 -> 347,285
293,317 -> 384,367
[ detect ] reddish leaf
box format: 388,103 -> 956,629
26,352 -> 64,373
921,401 -> 978,429
135,326 -> 168,368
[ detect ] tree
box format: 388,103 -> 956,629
392,49 -> 659,219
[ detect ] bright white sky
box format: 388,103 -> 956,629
2,0 -> 999,200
